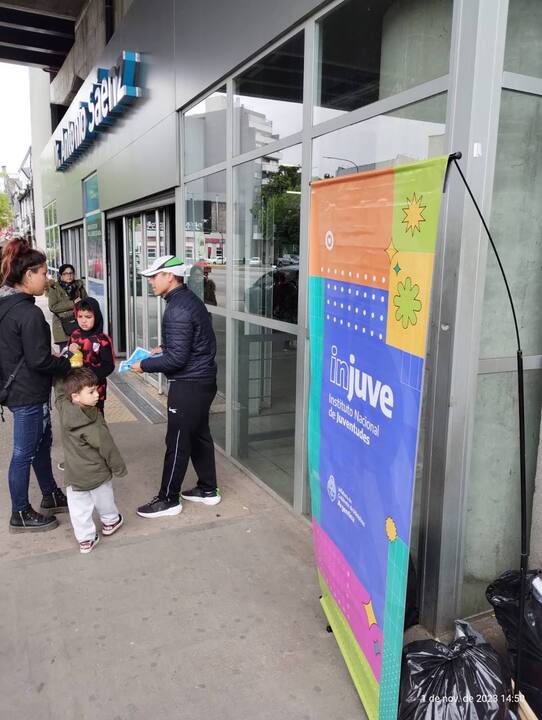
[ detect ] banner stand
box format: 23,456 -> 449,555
308,155 -> 450,719
308,151 -> 531,718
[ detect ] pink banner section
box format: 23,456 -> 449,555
313,519 -> 383,681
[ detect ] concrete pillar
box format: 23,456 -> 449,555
379,0 -> 451,125
504,0 -> 542,78
380,0 -> 452,98
28,68 -> 52,253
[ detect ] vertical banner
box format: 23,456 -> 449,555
308,157 -> 448,719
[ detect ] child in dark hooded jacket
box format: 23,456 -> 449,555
68,297 -> 114,412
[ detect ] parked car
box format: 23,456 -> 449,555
247,265 -> 298,323
249,256 -> 261,266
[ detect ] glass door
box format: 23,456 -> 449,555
127,214 -> 144,351
124,207 -> 172,387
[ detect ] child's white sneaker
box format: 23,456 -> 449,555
102,514 -> 124,536
79,534 -> 99,554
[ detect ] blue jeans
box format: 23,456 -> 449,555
8,403 -> 58,513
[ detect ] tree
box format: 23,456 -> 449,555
0,192 -> 12,231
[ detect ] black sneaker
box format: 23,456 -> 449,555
181,487 -> 221,506
136,496 -> 182,519
40,487 -> 69,515
9,506 -> 59,533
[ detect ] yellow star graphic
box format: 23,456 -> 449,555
385,239 -> 397,264
363,600 -> 377,628
385,517 -> 397,542
401,193 -> 427,237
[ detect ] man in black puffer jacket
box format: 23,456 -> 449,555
132,255 -> 220,518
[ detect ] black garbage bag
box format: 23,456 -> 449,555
486,570 -> 542,716
404,555 -> 420,631
399,621 -> 514,719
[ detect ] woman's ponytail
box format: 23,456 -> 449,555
0,235 -> 46,286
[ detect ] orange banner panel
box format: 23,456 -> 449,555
309,169 -> 394,289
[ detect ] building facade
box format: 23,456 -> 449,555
38,0 -> 542,634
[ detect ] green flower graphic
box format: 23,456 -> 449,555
393,277 -> 422,329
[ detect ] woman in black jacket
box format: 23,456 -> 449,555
0,236 -> 71,532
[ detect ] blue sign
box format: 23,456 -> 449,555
55,51 -> 143,171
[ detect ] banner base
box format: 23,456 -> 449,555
319,572 -> 379,720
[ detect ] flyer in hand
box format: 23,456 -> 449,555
118,347 -> 161,372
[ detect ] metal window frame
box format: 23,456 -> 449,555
176,0 -> 477,618
502,71 -> 542,96
418,0 -> 511,633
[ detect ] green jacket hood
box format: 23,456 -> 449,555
61,399 -> 99,432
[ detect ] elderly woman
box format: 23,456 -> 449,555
48,263 -> 87,351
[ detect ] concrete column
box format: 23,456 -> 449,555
28,68 -> 52,252
379,0 -> 453,99
504,0 -> 542,78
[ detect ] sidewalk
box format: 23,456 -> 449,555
0,380 -> 365,719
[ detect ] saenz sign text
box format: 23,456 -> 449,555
55,51 -> 143,172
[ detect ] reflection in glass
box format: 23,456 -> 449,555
128,215 -> 144,350
315,0 -> 452,123
158,208 -> 167,256
146,213 -> 159,350
185,171 -> 226,307
233,145 -> 301,322
312,94 -> 447,180
210,314 -> 226,449
234,33 -> 304,155
232,320 -> 297,504
184,86 -> 227,175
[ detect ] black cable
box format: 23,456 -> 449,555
451,155 -> 528,704
452,158 -> 521,351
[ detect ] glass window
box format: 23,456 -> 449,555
234,32 -> 304,155
233,145 -> 301,322
210,314 -> 226,450
479,91 -> 542,358
504,0 -> 542,78
312,94 -> 447,179
461,370 -> 542,617
315,0 -> 452,123
44,202 -> 61,273
184,86 -> 227,176
232,320 -> 297,503
184,170 -> 226,307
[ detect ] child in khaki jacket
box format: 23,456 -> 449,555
55,367 -> 127,553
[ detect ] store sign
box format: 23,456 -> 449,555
55,51 -> 143,171
308,157 -> 448,720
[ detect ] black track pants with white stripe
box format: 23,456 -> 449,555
158,380 -> 217,501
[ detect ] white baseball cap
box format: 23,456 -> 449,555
140,255 -> 185,277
